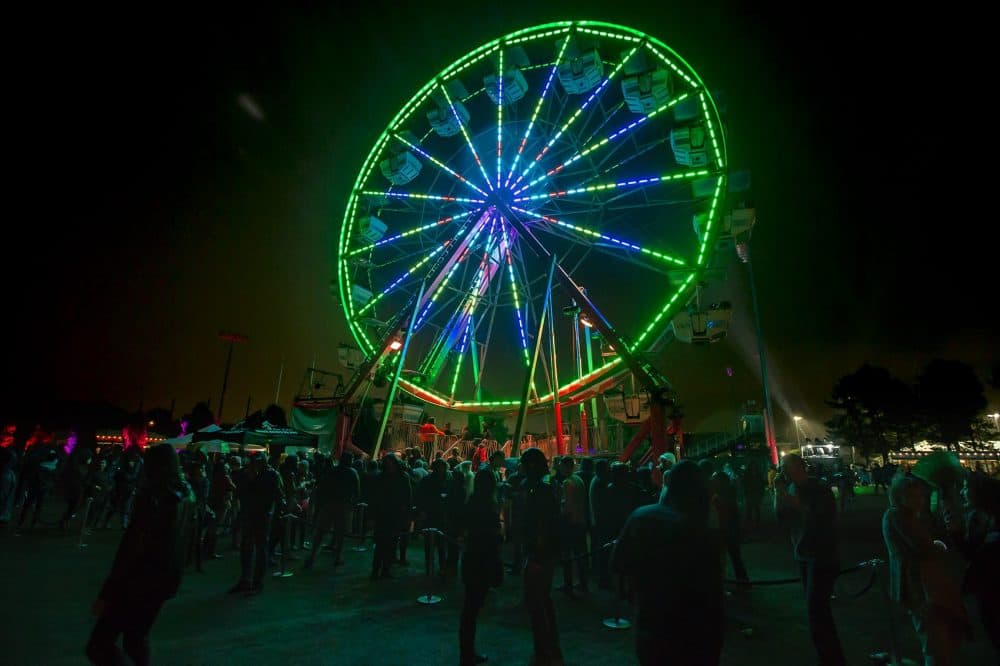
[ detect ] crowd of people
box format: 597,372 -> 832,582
2,432 -> 999,665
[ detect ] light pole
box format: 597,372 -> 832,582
793,415 -> 803,449
991,412 -> 1000,436
217,331 -> 249,424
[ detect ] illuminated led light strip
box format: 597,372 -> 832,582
496,47 -> 504,189
356,242 -> 450,316
348,210 -> 478,256
393,133 -> 488,197
696,177 -> 726,265
644,42 -> 695,87
449,320 -> 471,398
504,35 -> 571,189
511,206 -> 686,266
513,169 -> 709,202
634,273 -> 696,348
360,190 -> 484,205
700,92 -> 725,168
533,357 -> 624,403
440,83 -> 493,192
576,27 -> 641,42
506,27 -> 570,45
415,217 -> 492,328
499,221 -> 530,362
509,45 -> 640,192
392,45 -> 500,130
515,92 -> 691,195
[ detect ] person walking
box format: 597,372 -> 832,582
458,468 -> 503,665
228,454 -> 282,596
775,453 -> 846,666
86,444 -> 194,666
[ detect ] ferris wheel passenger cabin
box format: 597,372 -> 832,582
557,48 -> 603,94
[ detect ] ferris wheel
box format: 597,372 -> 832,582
335,21 -> 728,428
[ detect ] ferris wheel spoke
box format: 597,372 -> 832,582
354,242 -> 453,317
510,206 -> 686,267
392,133 -> 489,197
503,34 -> 572,189
359,189 -> 485,206
514,92 -> 693,196
512,168 -> 712,205
496,47 -> 504,190
439,82 -> 494,192
499,219 -> 530,365
509,44 -> 641,193
347,210 -> 480,256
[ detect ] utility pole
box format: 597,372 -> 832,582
217,331 -> 249,424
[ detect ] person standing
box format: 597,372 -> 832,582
371,453 -> 412,579
416,458 -> 450,577
458,468 -> 503,665
711,470 -> 749,586
518,447 -> 563,665
558,457 -> 588,594
589,459 -> 612,587
229,454 -> 282,595
775,453 -> 846,666
86,444 -> 194,666
610,460 -> 724,665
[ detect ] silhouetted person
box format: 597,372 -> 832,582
558,457 -> 588,593
743,461 -> 765,528
775,453 -> 846,665
518,447 -> 563,665
459,468 -> 503,665
611,460 -> 724,665
711,471 -> 749,586
229,454 -> 281,595
417,458 -> 450,576
86,444 -> 194,666
589,459 -> 612,587
305,452 -> 359,569
18,446 -> 58,531
371,453 -> 411,579
203,461 -> 235,559
954,473 -> 1000,653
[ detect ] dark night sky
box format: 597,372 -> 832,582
7,2 -> 997,436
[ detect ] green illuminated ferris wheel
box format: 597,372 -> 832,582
336,21 -> 728,415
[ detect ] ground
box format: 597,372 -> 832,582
2,492 -> 994,665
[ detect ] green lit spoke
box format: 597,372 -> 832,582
510,206 -> 686,267
509,44 -> 641,193
439,83 -> 493,192
355,242 -> 451,317
392,133 -> 489,197
503,35 -> 572,189
514,92 -> 692,196
512,169 -> 711,204
360,190 -> 485,205
347,210 -> 479,256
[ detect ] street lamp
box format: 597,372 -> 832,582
991,412 -> 1000,435
793,415 -> 803,449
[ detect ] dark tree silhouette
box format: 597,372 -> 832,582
262,404 -> 287,428
916,359 -> 987,450
184,402 -> 215,432
825,364 -> 903,463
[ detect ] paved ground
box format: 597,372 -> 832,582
1,493 -> 994,665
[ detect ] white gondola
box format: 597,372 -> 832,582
484,69 -> 529,105
670,124 -> 709,167
356,215 -> 387,244
379,150 -> 422,185
427,100 -> 469,137
725,206 -> 755,238
351,284 -> 373,308
671,302 -> 732,344
621,69 -> 672,113
558,49 -> 603,94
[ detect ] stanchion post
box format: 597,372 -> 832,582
351,503 -> 369,552
600,541 -> 631,629
417,528 -> 443,605
77,497 -> 94,550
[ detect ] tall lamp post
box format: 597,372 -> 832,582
793,415 -> 803,449
217,331 -> 249,424
990,412 -> 1000,437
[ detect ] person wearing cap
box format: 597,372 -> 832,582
517,447 -> 564,665
610,460 -> 723,665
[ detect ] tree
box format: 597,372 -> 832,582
916,359 -> 987,450
184,402 -> 215,433
262,404 -> 287,428
826,364 -> 903,463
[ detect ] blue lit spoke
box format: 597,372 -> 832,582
348,210 -> 479,256
509,45 -> 640,193
499,220 -> 530,364
512,169 -> 710,203
360,189 -> 485,205
392,133 -> 488,197
414,216 -> 493,329
511,205 -> 687,266
439,83 -> 493,192
496,48 -> 503,190
513,92 -> 692,196
356,242 -> 451,316
503,35 -> 571,189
